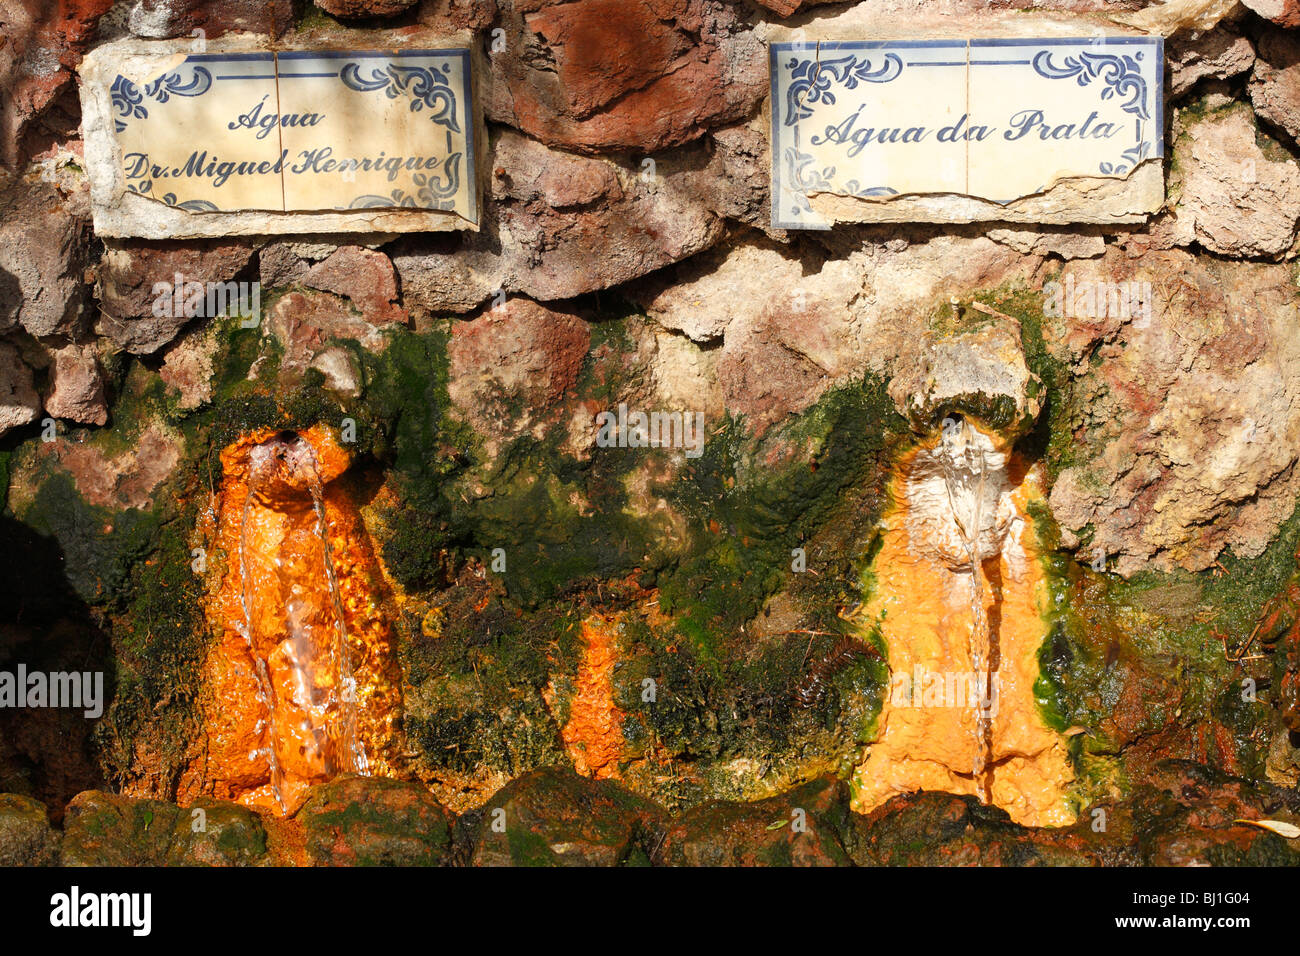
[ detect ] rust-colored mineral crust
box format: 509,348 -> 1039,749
555,614 -> 629,779
180,426 -> 401,815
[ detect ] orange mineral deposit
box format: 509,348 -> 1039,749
851,418 -> 1075,827
184,426 -> 401,815
557,614 -> 628,779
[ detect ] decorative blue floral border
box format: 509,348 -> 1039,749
110,66 -> 215,133
770,37 -> 1164,230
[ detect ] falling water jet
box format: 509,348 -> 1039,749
935,414 -> 996,802
182,425 -> 402,815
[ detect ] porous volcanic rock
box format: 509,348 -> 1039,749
1045,250 -> 1300,574
1168,101 -> 1300,259
0,179 -> 91,339
393,130 -> 724,312
42,342 -> 107,426
485,0 -> 766,154
95,240 -> 256,354
61,791 -> 268,866
1250,29 -> 1300,144
0,794 -> 59,866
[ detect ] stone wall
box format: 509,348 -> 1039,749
2,0 -> 1300,855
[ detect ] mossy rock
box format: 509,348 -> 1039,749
654,776 -> 853,866
849,792 -> 1106,867
0,793 -> 59,866
297,776 -> 455,866
60,790 -> 267,866
1128,761 -> 1300,867
172,800 -> 269,866
471,766 -> 666,867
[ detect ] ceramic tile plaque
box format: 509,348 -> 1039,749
769,37 -> 1164,229
79,38 -> 480,237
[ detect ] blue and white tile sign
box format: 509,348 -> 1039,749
102,48 -> 477,222
770,37 -> 1164,229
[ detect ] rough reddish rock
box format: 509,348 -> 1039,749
259,243 -> 313,289
705,124 -> 773,231
266,289 -> 397,389
315,0 -> 419,16
750,0 -> 841,15
1167,23 -> 1255,97
471,766 -> 665,866
887,319 -> 1043,435
850,764 -> 1300,866
0,180 -> 91,339
447,297 -> 590,450
297,776 -> 455,866
303,246 -> 407,326
1127,762 -> 1300,866
42,342 -> 107,426
528,0 -> 695,119
987,227 -> 1106,260
416,0 -> 498,31
0,0 -> 114,168
487,0 -> 765,153
1169,101 -> 1300,259
851,792 -> 1108,866
393,130 -> 723,312
1243,0 -> 1300,27
125,0 -> 293,38
1250,30 -> 1300,143
1045,249 -> 1300,574
95,239 -> 256,354
160,323 -> 218,410
491,130 -> 621,207
0,341 -> 40,437
14,422 -> 184,511
655,776 -> 853,866
634,234 -> 1039,435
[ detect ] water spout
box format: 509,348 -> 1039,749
850,417 -> 1074,827
184,425 -> 401,814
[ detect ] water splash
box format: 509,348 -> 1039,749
238,464 -> 287,813
301,445 -> 368,776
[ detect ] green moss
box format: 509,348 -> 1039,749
658,376 -> 907,658
18,471 -> 165,605
357,326 -> 477,591
972,285 -> 1081,481
1032,497 -> 1300,799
